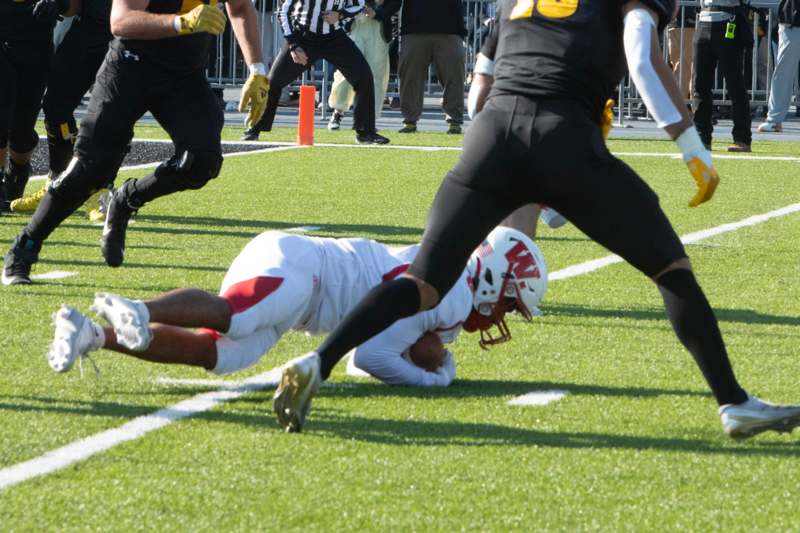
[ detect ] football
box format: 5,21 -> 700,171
408,331 -> 446,371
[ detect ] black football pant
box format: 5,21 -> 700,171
692,21 -> 752,146
0,36 -> 52,154
407,95 -> 745,405
43,19 -> 112,176
24,41 -> 223,245
253,30 -> 376,133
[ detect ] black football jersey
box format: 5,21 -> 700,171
81,0 -> 112,28
119,0 -> 220,72
0,0 -> 54,41
489,0 -> 628,120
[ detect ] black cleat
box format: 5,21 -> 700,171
397,122 -> 417,134
101,187 -> 136,268
356,130 -> 390,145
240,128 -> 260,141
2,235 -> 39,286
447,123 -> 462,135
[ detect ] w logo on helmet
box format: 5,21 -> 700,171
504,240 -> 541,280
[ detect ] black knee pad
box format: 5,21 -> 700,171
164,150 -> 223,190
9,129 -> 39,154
48,157 -> 104,204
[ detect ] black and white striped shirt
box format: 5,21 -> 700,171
279,0 -> 365,42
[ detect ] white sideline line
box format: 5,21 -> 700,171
286,225 -> 322,233
31,271 -> 77,281
0,368 -> 281,492
3,201 -> 800,491
508,390 -> 569,407
27,145 -> 304,183
550,202 -> 800,281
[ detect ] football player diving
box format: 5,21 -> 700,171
2,0 -> 269,285
272,0 -> 800,439
46,228 -> 548,388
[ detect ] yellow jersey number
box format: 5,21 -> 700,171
510,0 -> 579,20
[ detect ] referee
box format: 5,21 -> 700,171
0,0 -> 76,209
10,0 -> 114,215
241,0 -> 389,144
3,0 -> 269,285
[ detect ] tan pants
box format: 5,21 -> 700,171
399,33 -> 465,124
667,27 -> 695,99
328,14 -> 390,119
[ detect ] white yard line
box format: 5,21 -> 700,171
27,144 -> 305,183
2,202 -> 800,491
30,271 -> 78,281
508,390 -> 569,407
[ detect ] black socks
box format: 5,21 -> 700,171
317,277 -> 421,380
657,268 -> 748,405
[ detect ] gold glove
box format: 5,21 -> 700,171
686,157 -> 720,208
239,73 -> 270,129
600,98 -> 614,140
175,4 -> 227,36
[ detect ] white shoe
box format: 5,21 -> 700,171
719,395 -> 800,439
273,352 -> 322,433
91,292 -> 151,352
756,122 -> 782,133
48,305 -> 104,373
539,207 -> 568,229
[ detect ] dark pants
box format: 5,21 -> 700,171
24,40 -> 223,244
0,37 -> 52,153
692,20 -> 752,146
410,95 -> 687,294
42,19 -> 112,174
253,30 -> 375,133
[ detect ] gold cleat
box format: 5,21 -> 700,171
273,352 -> 322,433
10,180 -> 50,214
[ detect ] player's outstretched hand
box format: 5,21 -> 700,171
686,155 -> 720,208
176,4 -> 227,35
239,73 -> 269,129
676,127 -> 719,207
32,0 -> 68,24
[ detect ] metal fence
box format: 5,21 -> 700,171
208,0 -> 789,120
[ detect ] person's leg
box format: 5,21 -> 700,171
0,42 -> 18,174
500,203 -> 540,240
398,34 -> 432,126
328,69 -> 354,114
4,38 -> 52,201
3,44 -> 146,285
250,43 -> 307,134
315,98 -> 525,379
321,31 -> 375,133
102,323 -> 218,370
431,34 -> 466,127
716,37 -> 752,146
767,25 -> 800,125
361,19 -> 391,120
692,24 -> 716,147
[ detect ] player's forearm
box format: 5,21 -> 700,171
227,0 -> 264,67
623,4 -> 693,140
110,9 -> 177,39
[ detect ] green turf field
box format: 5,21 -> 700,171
2,128 -> 800,531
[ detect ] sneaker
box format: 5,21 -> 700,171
539,206 -> 568,229
757,122 -> 782,133
2,235 -> 39,286
356,130 -> 390,145
10,180 -> 49,214
719,395 -> 800,439
727,142 -> 752,153
101,187 -> 136,268
398,122 -> 417,134
91,291 -> 151,352
327,111 -> 343,131
48,305 -> 104,373
87,190 -> 110,224
273,352 -> 322,432
240,128 -> 260,141
447,123 -> 462,135
3,160 -> 31,203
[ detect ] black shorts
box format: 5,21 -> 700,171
409,94 -> 687,295
75,40 -> 223,183
43,19 -> 112,125
0,37 -> 52,151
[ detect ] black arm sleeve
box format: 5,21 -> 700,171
479,16 -> 499,59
